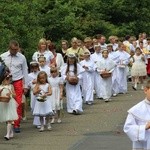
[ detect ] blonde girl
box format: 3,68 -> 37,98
33,71 -> 53,132
48,67 -> 63,123
131,47 -> 147,90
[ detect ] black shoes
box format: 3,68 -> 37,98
14,127 -> 20,133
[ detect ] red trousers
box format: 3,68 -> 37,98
13,79 -> 23,128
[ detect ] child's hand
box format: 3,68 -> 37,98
6,93 -> 11,99
83,66 -> 89,70
146,121 -> 150,130
33,84 -> 41,95
36,85 -> 41,93
141,55 -> 145,61
60,93 -> 63,100
66,75 -> 69,81
32,79 -> 37,84
0,88 -> 4,94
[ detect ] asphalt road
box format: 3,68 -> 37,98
0,82 -> 144,150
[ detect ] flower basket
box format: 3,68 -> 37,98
68,76 -> 78,85
100,72 -> 112,78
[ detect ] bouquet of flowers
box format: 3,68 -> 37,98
37,90 -> 46,102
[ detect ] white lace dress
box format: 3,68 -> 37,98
33,83 -> 53,116
0,85 -> 18,122
131,55 -> 147,76
48,77 -> 63,111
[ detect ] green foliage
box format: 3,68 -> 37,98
0,0 -> 150,59
0,0 -> 44,59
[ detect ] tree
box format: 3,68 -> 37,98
0,0 -> 44,59
0,0 -> 150,59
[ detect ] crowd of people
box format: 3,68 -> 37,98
0,32 -> 150,141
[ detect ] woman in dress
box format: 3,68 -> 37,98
32,38 -> 54,66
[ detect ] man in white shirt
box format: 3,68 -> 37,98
97,35 -> 107,50
1,40 -> 28,133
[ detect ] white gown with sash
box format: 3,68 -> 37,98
96,57 -> 115,100
114,50 -> 130,93
61,64 -> 84,113
91,52 -> 102,98
80,59 -> 95,103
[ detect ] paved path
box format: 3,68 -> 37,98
0,82 -> 145,150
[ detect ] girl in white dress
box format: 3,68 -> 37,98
131,47 -> 147,90
48,67 -> 63,123
28,62 -> 42,127
80,52 -> 95,105
33,71 -> 53,132
96,49 -> 116,102
0,74 -> 18,140
61,54 -> 84,115
28,61 -> 40,111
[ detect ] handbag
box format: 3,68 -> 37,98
0,88 -> 11,103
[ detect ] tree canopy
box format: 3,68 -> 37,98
0,0 -> 150,59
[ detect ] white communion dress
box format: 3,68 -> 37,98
0,85 -> 18,122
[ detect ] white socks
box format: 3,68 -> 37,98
4,123 -> 12,140
134,83 -> 137,89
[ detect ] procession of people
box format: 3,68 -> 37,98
0,32 -> 150,144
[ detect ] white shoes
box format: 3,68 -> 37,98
22,117 -> 27,121
39,126 -> 44,132
51,118 -> 55,124
36,125 -> 41,129
57,118 -> 62,123
141,86 -> 144,90
86,101 -> 92,105
51,118 -> 62,123
39,124 -> 52,131
113,93 -> 117,97
47,123 -> 52,130
9,129 -> 14,138
104,99 -> 111,102
104,99 -> 109,102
